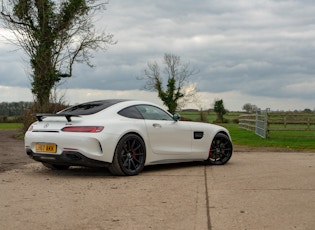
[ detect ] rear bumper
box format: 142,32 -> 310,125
26,148 -> 109,168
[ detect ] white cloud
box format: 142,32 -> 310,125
0,86 -> 33,102
284,81 -> 315,96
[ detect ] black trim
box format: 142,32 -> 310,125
194,131 -> 204,139
60,99 -> 128,115
35,114 -> 79,122
26,149 -> 109,168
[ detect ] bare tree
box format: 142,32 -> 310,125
142,53 -> 197,114
0,0 -> 115,111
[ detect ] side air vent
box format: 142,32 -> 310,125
194,131 -> 204,140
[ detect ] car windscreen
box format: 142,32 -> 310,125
59,100 -> 126,115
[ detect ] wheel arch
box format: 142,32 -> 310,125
112,131 -> 147,156
217,130 -> 229,137
217,130 -> 232,140
120,131 -> 146,146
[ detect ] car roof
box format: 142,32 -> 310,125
59,99 -> 158,115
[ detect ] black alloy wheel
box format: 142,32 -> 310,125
109,134 -> 146,176
206,133 -> 233,165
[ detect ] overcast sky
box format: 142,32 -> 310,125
1,0 -> 315,111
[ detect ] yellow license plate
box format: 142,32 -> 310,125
35,143 -> 57,153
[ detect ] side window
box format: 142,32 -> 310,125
118,106 -> 143,119
136,105 -> 173,121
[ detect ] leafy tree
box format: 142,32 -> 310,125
142,53 -> 197,114
303,108 -> 312,113
214,99 -> 226,123
0,0 -> 115,111
0,101 -> 32,116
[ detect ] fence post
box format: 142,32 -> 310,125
265,108 -> 270,138
255,109 -> 260,136
307,117 -> 310,130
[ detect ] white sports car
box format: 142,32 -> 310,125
25,99 -> 233,176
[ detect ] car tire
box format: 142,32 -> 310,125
206,133 -> 233,165
42,163 -> 70,170
108,134 -> 146,176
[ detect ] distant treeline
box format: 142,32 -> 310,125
0,101 -> 32,116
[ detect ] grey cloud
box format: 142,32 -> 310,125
1,0 -> 315,107
0,47 -> 29,87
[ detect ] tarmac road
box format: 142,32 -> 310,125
0,130 -> 314,230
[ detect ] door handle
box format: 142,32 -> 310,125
152,123 -> 162,128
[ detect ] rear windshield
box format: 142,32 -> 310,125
59,100 -> 126,115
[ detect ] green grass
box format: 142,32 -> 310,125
221,124 -> 315,150
180,111 -> 315,151
0,123 -> 23,130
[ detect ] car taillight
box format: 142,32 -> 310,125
61,126 -> 104,132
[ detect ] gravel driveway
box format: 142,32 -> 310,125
1,130 -> 314,229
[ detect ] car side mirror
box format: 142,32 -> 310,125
173,113 -> 181,121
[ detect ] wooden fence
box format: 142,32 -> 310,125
239,109 -> 315,138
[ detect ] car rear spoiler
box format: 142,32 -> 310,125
35,114 -> 79,122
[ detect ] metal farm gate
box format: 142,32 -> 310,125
255,109 -> 268,138
239,109 -> 269,138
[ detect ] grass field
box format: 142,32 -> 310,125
0,123 -> 23,130
222,123 -> 315,150
180,111 -> 315,151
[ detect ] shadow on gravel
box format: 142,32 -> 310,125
26,161 -> 210,178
